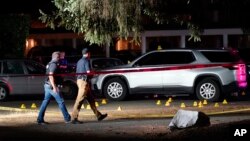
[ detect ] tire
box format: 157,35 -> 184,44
103,78 -> 127,101
195,78 -> 220,102
61,82 -> 78,99
0,84 -> 8,101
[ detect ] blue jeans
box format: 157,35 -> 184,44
37,84 -> 71,122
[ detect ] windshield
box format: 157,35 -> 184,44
92,58 -> 124,69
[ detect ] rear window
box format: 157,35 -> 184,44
135,51 -> 195,66
200,51 -> 240,62
3,61 -> 24,74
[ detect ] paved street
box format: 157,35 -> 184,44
0,114 -> 250,141
1,96 -> 250,119
0,97 -> 250,141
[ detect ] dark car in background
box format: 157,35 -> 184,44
27,45 -> 124,72
67,57 -> 124,72
111,50 -> 140,64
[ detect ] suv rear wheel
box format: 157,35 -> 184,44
103,78 -> 127,101
196,78 -> 220,102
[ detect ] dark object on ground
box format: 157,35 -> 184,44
194,111 -> 210,127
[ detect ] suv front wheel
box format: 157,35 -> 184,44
196,78 -> 220,102
103,78 -> 127,101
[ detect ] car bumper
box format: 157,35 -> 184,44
221,81 -> 246,95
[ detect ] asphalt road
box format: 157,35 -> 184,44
0,112 -> 250,141
0,96 -> 250,141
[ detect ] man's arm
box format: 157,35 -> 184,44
85,60 -> 90,74
48,63 -> 59,93
49,72 -> 59,93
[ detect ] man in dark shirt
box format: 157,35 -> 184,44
71,48 -> 107,124
37,51 -> 71,125
59,51 -> 68,73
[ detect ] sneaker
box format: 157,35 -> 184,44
37,121 -> 49,125
71,119 -> 83,124
97,113 -> 108,121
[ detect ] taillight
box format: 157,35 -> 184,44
235,63 -> 247,88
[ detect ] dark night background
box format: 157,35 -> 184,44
0,0 -> 55,18
1,0 -> 250,27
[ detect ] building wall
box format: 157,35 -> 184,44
26,28 -> 250,58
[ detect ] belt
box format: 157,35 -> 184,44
78,77 -> 87,81
45,82 -> 51,85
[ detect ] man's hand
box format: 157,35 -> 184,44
53,87 -> 59,94
49,72 -> 58,93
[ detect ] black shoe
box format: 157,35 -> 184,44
71,119 -> 83,124
98,113 -> 108,121
37,121 -> 49,125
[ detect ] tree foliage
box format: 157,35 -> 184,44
39,0 -> 201,46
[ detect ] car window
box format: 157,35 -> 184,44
161,52 -> 195,64
3,61 -> 24,74
200,51 -> 240,62
24,61 -> 45,74
135,51 -> 195,66
135,52 -> 164,66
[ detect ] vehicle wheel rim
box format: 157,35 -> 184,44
0,87 -> 6,100
62,85 -> 71,95
199,83 -> 216,99
107,82 -> 123,99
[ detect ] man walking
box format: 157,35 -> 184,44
37,51 -> 71,125
71,48 -> 107,124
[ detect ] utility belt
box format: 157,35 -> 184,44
78,78 -> 87,81
77,75 -> 87,81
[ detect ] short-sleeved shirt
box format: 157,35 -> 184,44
76,57 -> 90,80
46,61 -> 57,74
45,60 -> 62,85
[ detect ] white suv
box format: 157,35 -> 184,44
91,49 -> 247,102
